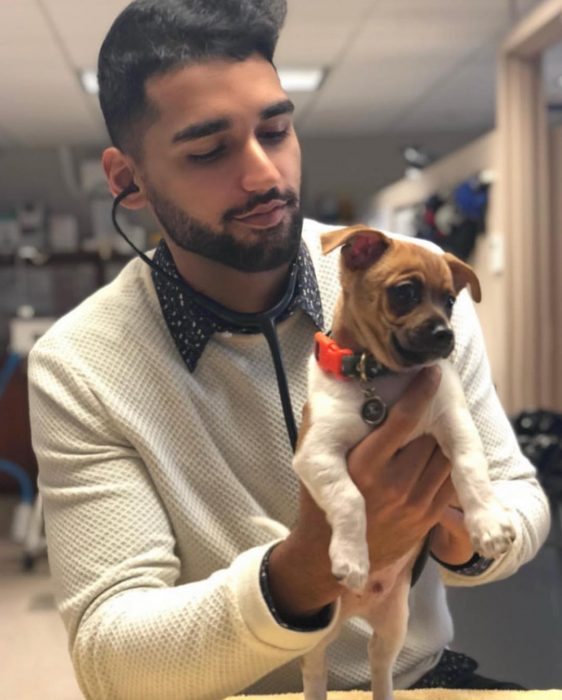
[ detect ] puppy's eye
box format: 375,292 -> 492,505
445,294 -> 456,312
388,281 -> 422,315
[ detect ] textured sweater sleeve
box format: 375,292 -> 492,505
28,342 -> 338,700
437,291 -> 551,587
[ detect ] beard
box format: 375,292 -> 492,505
145,183 -> 303,273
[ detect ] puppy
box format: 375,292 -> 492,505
293,225 -> 516,700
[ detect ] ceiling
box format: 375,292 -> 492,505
0,0 -> 560,149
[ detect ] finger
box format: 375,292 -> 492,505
358,366 -> 442,463
428,475 -> 457,522
349,432 -> 436,486
413,447 -> 452,506
438,505 -> 468,539
390,434 -> 440,484
448,494 -> 462,510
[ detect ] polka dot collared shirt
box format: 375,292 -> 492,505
151,239 -> 324,372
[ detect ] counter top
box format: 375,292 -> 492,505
229,690 -> 562,700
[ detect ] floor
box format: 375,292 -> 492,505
447,505 -> 562,690
1,497 -> 561,699
0,538 -> 82,699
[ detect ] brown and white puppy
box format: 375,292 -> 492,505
294,225 -> 515,700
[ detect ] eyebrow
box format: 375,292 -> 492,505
172,118 -> 231,144
171,99 -> 296,145
260,99 -> 295,120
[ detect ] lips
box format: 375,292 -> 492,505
391,335 -> 435,367
233,200 -> 288,228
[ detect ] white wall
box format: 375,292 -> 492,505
551,125 -> 562,408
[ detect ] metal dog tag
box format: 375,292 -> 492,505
361,391 -> 387,427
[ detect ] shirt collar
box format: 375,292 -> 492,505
152,240 -> 324,372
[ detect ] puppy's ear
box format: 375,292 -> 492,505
320,225 -> 390,271
444,253 -> 482,303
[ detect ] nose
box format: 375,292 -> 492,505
430,322 -> 454,354
240,138 -> 282,193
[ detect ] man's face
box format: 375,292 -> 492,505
136,55 -> 303,272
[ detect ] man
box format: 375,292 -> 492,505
28,1 -> 550,698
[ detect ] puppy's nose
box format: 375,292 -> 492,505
431,323 -> 454,354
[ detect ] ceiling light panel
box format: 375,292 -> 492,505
278,68 -> 326,92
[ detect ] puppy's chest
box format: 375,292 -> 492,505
360,372 -> 420,407
309,361 -> 431,438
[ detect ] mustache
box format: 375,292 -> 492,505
222,188 -> 299,222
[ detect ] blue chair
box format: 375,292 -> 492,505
0,352 -> 45,570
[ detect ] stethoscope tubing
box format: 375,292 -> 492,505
111,188 -> 298,451
111,189 -> 431,585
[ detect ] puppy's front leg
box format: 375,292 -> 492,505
293,419 -> 370,592
431,367 -> 515,559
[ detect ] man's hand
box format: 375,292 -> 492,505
430,502 -> 475,566
268,366 -> 455,619
348,430 -> 453,571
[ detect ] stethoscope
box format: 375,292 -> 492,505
112,184 -> 431,584
111,183 -> 299,452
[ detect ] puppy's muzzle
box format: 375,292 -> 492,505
429,322 -> 455,356
414,318 -> 454,355
395,318 -> 455,365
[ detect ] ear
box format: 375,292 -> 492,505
443,252 -> 482,303
101,147 -> 147,210
320,225 -> 391,271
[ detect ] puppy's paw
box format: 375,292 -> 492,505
329,538 -> 369,592
466,502 -> 516,559
332,559 -> 370,593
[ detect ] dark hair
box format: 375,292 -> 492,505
98,0 -> 287,155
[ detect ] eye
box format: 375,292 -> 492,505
258,128 -> 290,145
388,280 -> 422,315
188,144 -> 227,163
445,294 -> 456,312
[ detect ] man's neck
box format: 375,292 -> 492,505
166,241 -> 291,314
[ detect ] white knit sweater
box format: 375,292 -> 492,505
28,219 -> 550,700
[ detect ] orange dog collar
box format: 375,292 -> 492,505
314,332 -> 354,379
314,332 -> 392,381
315,332 -> 392,428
